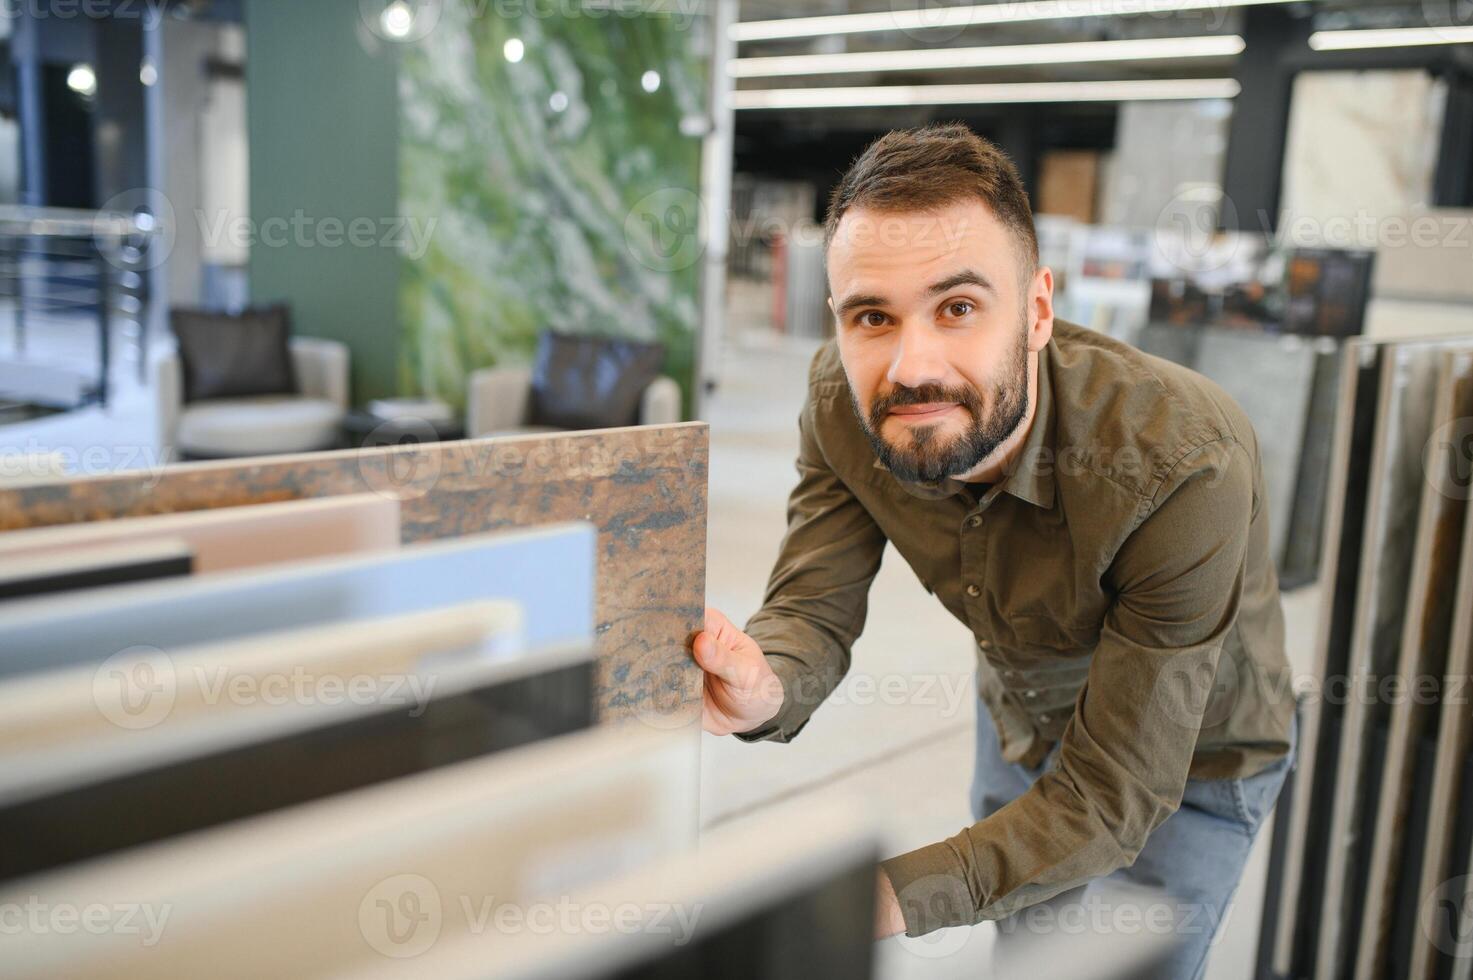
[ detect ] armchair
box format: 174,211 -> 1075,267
155,338 -> 350,459
466,365 -> 681,438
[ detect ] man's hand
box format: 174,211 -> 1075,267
692,608 -> 784,736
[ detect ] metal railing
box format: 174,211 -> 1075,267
0,205 -> 159,408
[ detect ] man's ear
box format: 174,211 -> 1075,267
1027,266 -> 1056,352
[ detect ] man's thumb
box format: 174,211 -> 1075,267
694,629 -> 741,685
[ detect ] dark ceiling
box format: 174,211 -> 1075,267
726,0 -> 1468,212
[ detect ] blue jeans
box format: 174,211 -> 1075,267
971,706 -> 1295,980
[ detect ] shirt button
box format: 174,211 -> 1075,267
1025,689 -> 1038,700
966,515 -> 983,529
978,639 -> 991,650
1003,669 -> 1018,679
1039,714 -> 1052,724
966,584 -> 981,597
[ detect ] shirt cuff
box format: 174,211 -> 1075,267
732,655 -> 809,743
880,840 -> 977,935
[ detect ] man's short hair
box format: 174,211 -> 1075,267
824,123 -> 1039,272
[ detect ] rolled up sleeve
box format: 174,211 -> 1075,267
738,383 -> 887,744
881,437 -> 1256,934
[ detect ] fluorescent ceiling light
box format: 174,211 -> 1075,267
730,35 -> 1244,78
731,78 -> 1240,109
733,0 -> 1289,42
1308,26 -> 1473,49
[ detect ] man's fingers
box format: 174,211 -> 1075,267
696,606 -> 781,736
693,629 -> 743,687
693,630 -> 723,670
703,607 -> 735,646
697,608 -> 751,685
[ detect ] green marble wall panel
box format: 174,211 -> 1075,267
398,2 -> 710,413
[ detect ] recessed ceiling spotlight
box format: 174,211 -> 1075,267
380,1 -> 414,40
67,64 -> 97,97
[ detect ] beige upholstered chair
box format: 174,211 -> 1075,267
154,338 -> 350,459
465,365 -> 681,438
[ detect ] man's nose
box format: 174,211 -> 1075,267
886,321 -> 948,390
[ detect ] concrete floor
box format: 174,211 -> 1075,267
1,314 -> 1322,979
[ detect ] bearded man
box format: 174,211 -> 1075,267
692,124 -> 1296,980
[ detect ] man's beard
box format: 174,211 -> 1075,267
852,321 -> 1030,485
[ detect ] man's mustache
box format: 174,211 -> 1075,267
869,383 -> 984,429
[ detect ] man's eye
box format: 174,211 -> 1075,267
860,311 -> 887,327
947,301 -> 974,317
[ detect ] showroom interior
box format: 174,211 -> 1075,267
0,0 -> 1471,977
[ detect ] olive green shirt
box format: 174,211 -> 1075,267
740,320 -> 1295,936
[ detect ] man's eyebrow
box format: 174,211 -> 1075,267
834,271 -> 993,318
833,293 -> 889,318
926,270 -> 996,296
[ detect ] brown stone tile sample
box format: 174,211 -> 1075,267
0,423 -> 709,727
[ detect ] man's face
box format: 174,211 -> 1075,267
826,198 -> 1054,483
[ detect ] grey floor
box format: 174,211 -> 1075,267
1,312 -> 1322,979
0,313 -> 160,475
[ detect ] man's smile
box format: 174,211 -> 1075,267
888,402 -> 961,422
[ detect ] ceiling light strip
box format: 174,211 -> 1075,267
729,34 -> 1245,78
732,0 -> 1288,42
731,78 -> 1241,109
1308,25 -> 1473,50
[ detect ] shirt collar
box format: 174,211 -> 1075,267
871,339 -> 1057,509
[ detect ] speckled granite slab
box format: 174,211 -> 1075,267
0,423 -> 708,726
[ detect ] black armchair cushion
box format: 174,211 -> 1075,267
170,305 -> 298,403
528,331 -> 666,430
